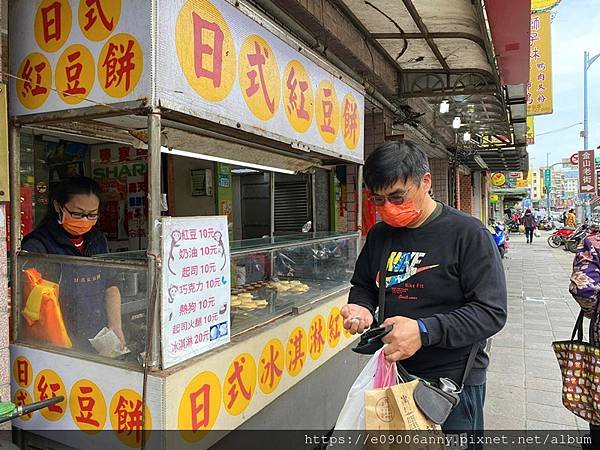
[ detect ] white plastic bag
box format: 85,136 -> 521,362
331,349 -> 381,430
534,229 -> 541,238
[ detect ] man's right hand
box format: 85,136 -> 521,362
340,304 -> 373,334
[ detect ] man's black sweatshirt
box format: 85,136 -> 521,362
349,204 -> 507,385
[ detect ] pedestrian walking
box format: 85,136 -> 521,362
522,209 -> 537,244
566,208 -> 577,228
569,216 -> 600,448
340,140 -> 507,439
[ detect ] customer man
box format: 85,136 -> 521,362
341,140 -> 507,433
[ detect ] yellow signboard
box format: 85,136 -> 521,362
527,117 -> 535,145
491,173 -> 507,187
531,0 -> 562,11
0,84 -> 8,201
516,179 -> 529,188
528,12 -> 553,116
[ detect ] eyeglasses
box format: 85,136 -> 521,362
367,187 -> 413,206
63,207 -> 99,221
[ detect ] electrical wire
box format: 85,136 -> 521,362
536,122 -> 582,137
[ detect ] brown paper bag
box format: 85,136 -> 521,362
364,387 -> 399,431
364,382 -> 444,450
388,380 -> 442,431
364,387 -> 403,450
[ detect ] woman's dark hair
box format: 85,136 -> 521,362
364,139 -> 430,193
42,176 -> 104,223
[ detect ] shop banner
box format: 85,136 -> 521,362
9,0 -> 151,116
526,116 -> 535,145
156,0 -> 364,164
161,216 -> 230,369
10,345 -> 162,449
544,169 -> 552,192
579,150 -> 595,194
527,12 -> 553,116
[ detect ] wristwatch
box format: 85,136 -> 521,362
417,319 -> 430,346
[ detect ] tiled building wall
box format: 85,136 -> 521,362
458,173 -> 473,214
430,158 -> 449,204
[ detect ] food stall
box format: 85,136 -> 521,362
7,0 -> 365,448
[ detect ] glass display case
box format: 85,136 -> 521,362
229,232 -> 358,335
15,253 -> 149,368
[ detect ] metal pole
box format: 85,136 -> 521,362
147,110 -> 161,369
546,153 -> 550,213
9,125 -> 20,342
584,51 -> 590,150
270,172 -> 275,239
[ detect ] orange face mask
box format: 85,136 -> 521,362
377,200 -> 422,228
60,211 -> 96,236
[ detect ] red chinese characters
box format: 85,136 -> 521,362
320,88 -> 336,135
113,395 -> 144,443
260,343 -> 283,390
41,2 -> 63,44
309,315 -> 326,359
16,359 -> 31,387
102,39 -> 136,91
36,374 -> 63,414
225,357 -> 253,410
75,385 -> 100,427
286,66 -> 310,121
189,383 -> 211,430
286,327 -> 307,376
342,96 -> 359,149
245,41 -> 276,115
21,59 -> 48,98
63,50 -> 86,96
83,0 -> 115,33
192,12 -> 224,88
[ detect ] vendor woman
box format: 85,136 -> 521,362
21,176 -> 126,351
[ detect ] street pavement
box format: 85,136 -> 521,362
485,230 -> 590,432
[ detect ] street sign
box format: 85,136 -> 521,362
570,153 -> 579,165
544,169 -> 552,192
597,170 -> 600,196
579,150 -> 596,194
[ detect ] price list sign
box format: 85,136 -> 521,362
161,216 -> 230,368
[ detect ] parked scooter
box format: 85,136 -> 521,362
507,219 -> 520,233
547,226 -> 575,248
565,224 -> 589,253
492,222 -> 508,258
538,218 -> 555,231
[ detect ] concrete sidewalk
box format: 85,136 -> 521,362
485,231 -> 590,431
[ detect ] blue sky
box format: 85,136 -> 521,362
527,0 -> 600,169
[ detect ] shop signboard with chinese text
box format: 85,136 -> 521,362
9,0 -> 150,116
161,216 -> 230,368
544,169 -> 552,192
10,345 -> 162,449
164,294 -> 355,446
155,0 -> 365,164
596,171 -> 600,196
579,150 -> 596,194
527,12 -> 553,116
526,117 -> 535,145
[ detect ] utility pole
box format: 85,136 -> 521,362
584,51 -> 600,219
546,152 -> 551,213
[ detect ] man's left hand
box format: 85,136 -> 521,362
381,316 -> 422,362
